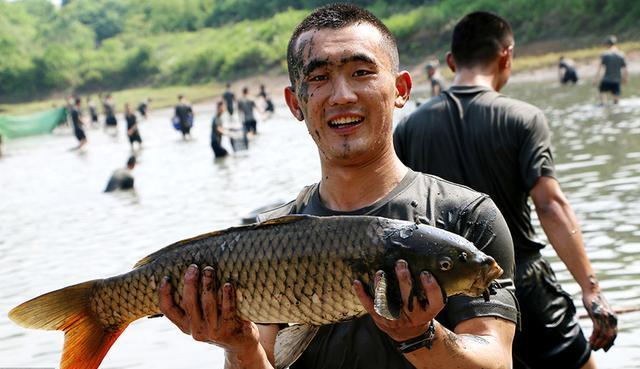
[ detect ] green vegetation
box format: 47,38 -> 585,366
1,0 -> 639,105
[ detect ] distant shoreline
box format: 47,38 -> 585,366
2,42 -> 639,116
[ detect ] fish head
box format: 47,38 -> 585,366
384,221 -> 503,298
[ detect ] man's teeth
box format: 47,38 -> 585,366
329,117 -> 363,127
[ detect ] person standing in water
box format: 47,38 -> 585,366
595,35 -> 628,105
222,83 -> 236,116
87,95 -> 100,128
70,97 -> 87,151
174,95 -> 193,140
394,11 -> 617,369
210,101 -> 229,159
558,56 -> 579,85
104,156 -> 136,192
125,103 -> 142,151
103,94 -> 118,136
238,86 -> 259,137
426,60 -> 446,97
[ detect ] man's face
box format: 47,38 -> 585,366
285,23 -> 409,165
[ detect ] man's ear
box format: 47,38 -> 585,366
446,52 -> 456,73
394,71 -> 412,108
284,86 -> 304,121
498,46 -> 513,71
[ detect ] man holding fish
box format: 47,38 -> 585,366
160,4 -> 518,369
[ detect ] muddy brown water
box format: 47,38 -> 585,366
1,76 -> 639,368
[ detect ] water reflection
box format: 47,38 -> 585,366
1,76 -> 639,368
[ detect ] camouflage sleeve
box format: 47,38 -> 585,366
256,200 -> 296,222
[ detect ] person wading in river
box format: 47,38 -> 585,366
394,11 -> 618,369
158,4 -> 519,369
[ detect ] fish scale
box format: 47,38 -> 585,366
9,214 -> 502,369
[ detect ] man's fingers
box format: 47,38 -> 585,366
395,260 -> 414,311
158,276 -> 189,333
221,283 -> 237,322
201,266 -> 218,329
421,271 -> 444,312
352,279 -> 375,313
182,264 -> 203,323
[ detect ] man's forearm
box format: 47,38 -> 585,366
403,321 -> 512,369
537,199 -> 596,293
224,343 -> 274,369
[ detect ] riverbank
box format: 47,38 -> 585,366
2,41 -> 639,117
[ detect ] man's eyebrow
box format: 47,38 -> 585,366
339,53 -> 376,66
302,53 -> 377,77
302,59 -> 330,77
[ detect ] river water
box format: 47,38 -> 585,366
1,76 -> 638,368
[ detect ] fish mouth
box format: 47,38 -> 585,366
469,258 -> 504,296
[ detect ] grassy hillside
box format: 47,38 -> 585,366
1,0 -> 639,104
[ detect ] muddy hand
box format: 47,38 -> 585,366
353,259 -> 445,342
159,264 -> 260,353
583,291 -> 618,351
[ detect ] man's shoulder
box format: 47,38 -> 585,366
413,172 -> 491,209
257,201 -> 296,222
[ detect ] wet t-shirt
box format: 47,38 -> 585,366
70,107 -> 82,130
601,50 -> 626,83
237,98 -> 256,121
259,170 -> 518,369
394,85 -> 555,260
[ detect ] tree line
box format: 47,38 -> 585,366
1,0 -> 638,102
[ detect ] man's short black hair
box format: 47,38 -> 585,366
451,11 -> 513,68
286,3 -> 399,87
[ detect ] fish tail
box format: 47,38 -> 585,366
9,280 -> 129,369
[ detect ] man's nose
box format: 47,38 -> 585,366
329,76 -> 357,105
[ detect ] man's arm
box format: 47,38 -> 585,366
594,63 -> 603,84
530,176 -> 617,350
159,264 -> 275,369
353,261 -> 515,369
622,65 -> 629,84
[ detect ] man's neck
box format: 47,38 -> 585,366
318,146 -> 408,212
451,67 -> 500,92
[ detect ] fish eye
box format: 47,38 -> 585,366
458,252 -> 468,262
439,257 -> 453,271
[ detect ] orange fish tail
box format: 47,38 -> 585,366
9,280 -> 129,369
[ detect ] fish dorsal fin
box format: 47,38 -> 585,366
275,325 -> 320,369
133,215 -> 312,268
373,271 -> 400,320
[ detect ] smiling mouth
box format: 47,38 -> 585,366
328,116 -> 364,128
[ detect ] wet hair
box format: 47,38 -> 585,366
74,97 -> 81,105
605,35 -> 617,46
242,87 -> 249,94
127,156 -> 136,167
451,11 -> 513,68
286,3 -> 399,86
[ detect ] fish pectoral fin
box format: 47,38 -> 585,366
373,271 -> 400,320
275,324 -> 320,369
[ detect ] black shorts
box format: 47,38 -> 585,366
513,256 -> 590,369
106,116 -> 118,126
599,81 -> 621,95
561,70 -> 578,84
128,132 -> 142,144
243,119 -> 257,134
74,127 -> 86,141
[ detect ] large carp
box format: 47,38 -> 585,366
10,215 -> 503,369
